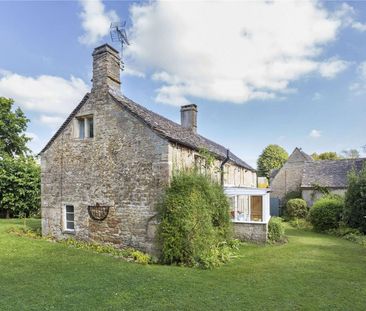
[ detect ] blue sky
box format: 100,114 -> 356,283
0,0 -> 365,167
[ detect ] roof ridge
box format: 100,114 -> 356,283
109,89 -> 255,171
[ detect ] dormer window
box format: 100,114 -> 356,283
76,115 -> 94,139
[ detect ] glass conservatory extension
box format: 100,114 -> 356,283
225,187 -> 271,224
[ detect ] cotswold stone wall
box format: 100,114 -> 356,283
168,143 -> 256,188
41,91 -> 170,254
233,222 -> 268,243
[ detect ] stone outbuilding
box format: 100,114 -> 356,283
271,147 -> 366,207
301,158 -> 366,205
40,44 -> 270,253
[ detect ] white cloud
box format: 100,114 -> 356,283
349,61 -> 366,94
318,58 -> 349,79
312,92 -> 322,101
40,115 -> 65,128
335,3 -> 366,32
78,0 -> 119,45
0,70 -> 89,115
309,129 -> 321,138
126,1 -> 349,106
351,21 -> 366,32
124,66 -> 146,78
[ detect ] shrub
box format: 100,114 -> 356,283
326,226 -> 366,246
281,190 -> 302,215
131,250 -> 151,265
344,165 -> 366,233
309,196 -> 344,232
289,218 -> 312,230
268,217 -> 285,243
286,198 -> 308,219
157,170 -> 234,268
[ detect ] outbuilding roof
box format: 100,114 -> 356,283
301,158 -> 366,189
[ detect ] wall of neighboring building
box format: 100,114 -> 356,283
168,143 -> 257,188
41,93 -> 170,254
302,188 -> 346,206
270,149 -> 309,202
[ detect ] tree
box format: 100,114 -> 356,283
344,165 -> 366,233
0,97 -> 40,218
0,97 -> 30,157
0,155 -> 40,218
341,149 -> 360,159
257,144 -> 288,178
311,152 -> 340,161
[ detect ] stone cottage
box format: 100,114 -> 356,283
41,44 -> 270,253
271,147 -> 366,206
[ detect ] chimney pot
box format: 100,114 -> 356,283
180,104 -> 198,133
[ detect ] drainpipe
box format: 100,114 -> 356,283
220,149 -> 230,186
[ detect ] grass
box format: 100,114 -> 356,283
1,219 -> 366,310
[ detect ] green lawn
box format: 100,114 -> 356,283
1,219 -> 366,311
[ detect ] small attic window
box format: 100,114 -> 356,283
76,115 -> 94,139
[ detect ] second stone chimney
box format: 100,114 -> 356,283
92,44 -> 121,92
180,104 -> 197,133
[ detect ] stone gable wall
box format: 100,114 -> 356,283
270,149 -> 308,202
41,93 -> 170,254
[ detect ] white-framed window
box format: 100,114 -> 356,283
63,205 -> 75,232
76,115 -> 94,139
229,195 -> 263,222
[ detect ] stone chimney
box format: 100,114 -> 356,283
180,104 -> 197,133
92,44 -> 121,91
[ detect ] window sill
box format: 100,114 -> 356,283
74,138 -> 94,141
231,220 -> 267,225
62,230 -> 76,235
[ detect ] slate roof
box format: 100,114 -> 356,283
301,158 -> 366,188
109,89 -> 255,171
41,89 -> 255,171
299,149 -> 314,162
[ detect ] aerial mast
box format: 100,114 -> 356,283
110,21 -> 130,71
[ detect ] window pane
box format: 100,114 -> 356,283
88,118 -> 94,138
250,196 -> 263,221
66,213 -> 74,221
78,119 -> 85,139
66,205 -> 74,213
229,196 -> 236,220
66,221 -> 74,230
237,195 -> 250,221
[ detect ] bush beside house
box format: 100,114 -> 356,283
157,170 -> 235,269
309,196 -> 344,232
268,217 -> 286,243
286,198 -> 308,219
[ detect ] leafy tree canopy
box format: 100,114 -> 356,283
344,165 -> 366,233
0,97 -> 30,157
341,149 -> 360,159
0,155 -> 40,218
311,152 -> 340,161
0,97 -> 40,218
257,144 -> 288,178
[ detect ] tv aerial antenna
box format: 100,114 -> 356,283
110,21 -> 130,71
